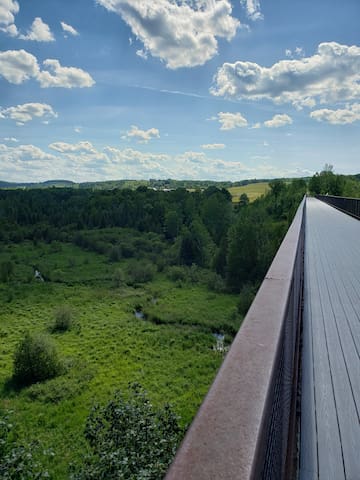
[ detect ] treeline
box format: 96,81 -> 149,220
0,180 -> 306,294
308,164 -> 360,197
0,177 -> 271,191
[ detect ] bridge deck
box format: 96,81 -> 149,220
300,197 -> 360,479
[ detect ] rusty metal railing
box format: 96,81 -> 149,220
316,194 -> 360,219
166,197 -> 306,480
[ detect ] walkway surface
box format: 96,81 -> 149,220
300,197 -> 360,479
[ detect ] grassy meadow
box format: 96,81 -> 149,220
228,182 -> 270,203
0,239 -> 241,478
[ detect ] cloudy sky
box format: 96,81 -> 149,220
1,0 -> 359,182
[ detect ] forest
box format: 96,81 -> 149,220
0,172 -> 358,478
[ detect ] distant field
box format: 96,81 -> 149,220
228,182 -> 270,203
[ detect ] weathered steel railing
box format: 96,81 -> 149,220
316,194 -> 360,219
166,197 -> 306,480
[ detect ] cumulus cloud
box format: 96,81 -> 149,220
0,0 -> 18,35
201,143 -> 226,149
19,17 -> 54,42
0,49 -> 95,88
96,0 -> 240,69
0,140 -> 313,183
60,21 -> 79,36
0,49 -> 39,84
211,42 -> 360,108
123,125 -> 160,143
0,0 -> 18,24
0,3 -> 54,40
310,104 -> 360,125
264,113 -> 293,128
217,112 -> 248,130
0,103 -> 57,123
38,59 -> 95,88
240,0 -> 263,21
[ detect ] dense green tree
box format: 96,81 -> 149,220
73,384 -> 182,480
226,215 -> 259,292
201,190 -> 232,244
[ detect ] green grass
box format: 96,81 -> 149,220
228,182 -> 270,203
0,240 -> 241,478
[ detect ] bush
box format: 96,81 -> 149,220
126,260 -> 156,285
13,332 -> 63,387
204,272 -> 226,293
166,266 -> 187,282
72,384 -> 182,480
52,306 -> 73,332
112,268 -> 125,288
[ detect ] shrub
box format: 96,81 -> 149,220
126,260 -> 156,285
166,266 -> 187,282
13,332 -> 63,387
72,384 -> 182,480
52,306 -> 73,332
205,272 -> 226,293
112,268 -> 125,288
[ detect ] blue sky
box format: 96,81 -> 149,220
1,0 -> 359,182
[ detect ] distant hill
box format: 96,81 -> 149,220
0,180 -> 75,189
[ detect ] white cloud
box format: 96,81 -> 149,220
19,17 -> 54,42
49,141 -> 98,153
201,143 -> 226,150
264,113 -> 293,128
211,42 -> 360,108
38,59 -> 95,88
60,21 -> 79,36
123,125 -> 160,143
0,103 -> 57,123
217,112 -> 248,130
136,49 -> 148,60
0,49 -> 95,88
0,140 -> 314,183
0,49 -> 39,84
285,47 -> 305,59
0,0 -> 18,35
96,0 -> 240,69
4,137 -> 18,142
310,103 -> 360,125
0,0 -> 18,23
240,0 -> 263,21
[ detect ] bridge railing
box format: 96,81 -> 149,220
316,194 -> 360,219
165,197 -> 306,480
